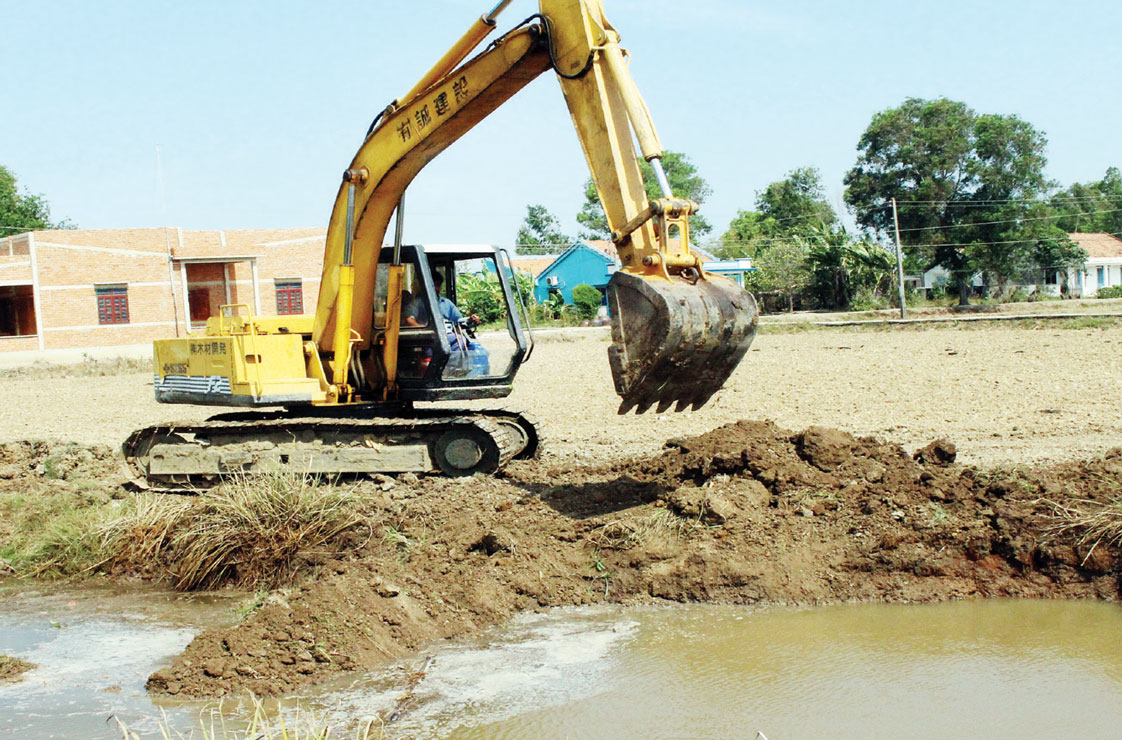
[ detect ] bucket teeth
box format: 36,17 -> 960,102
607,271 -> 758,415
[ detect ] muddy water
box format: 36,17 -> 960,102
0,585 -> 241,739
300,600 -> 1122,740
5,595 -> 1122,739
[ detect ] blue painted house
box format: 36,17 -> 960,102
532,241 -> 619,304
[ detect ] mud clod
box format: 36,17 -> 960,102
915,439 -> 958,466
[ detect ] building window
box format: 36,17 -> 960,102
0,285 -> 37,336
95,284 -> 129,325
275,279 -> 303,315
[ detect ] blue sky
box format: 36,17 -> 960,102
3,0 -> 1119,247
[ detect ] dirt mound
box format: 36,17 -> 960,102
0,440 -> 120,484
143,420 -> 1121,700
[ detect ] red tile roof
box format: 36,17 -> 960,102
509,257 -> 555,277
1070,233 -> 1122,259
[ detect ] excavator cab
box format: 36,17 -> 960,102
365,245 -> 532,402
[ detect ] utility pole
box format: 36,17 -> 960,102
892,197 -> 906,319
157,145 -> 181,337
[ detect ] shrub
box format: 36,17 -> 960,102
571,283 -> 603,320
1096,286 -> 1122,299
849,288 -> 891,312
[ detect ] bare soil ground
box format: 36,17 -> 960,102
1,324 -> 1120,703
2,325 -> 1121,468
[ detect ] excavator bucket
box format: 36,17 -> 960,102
606,271 -> 758,414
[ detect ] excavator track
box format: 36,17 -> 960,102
122,407 -> 542,494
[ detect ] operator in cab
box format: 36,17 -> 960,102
403,270 -> 490,377
404,271 -> 461,327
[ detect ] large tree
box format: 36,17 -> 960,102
1050,167 -> 1122,235
844,98 -> 1052,304
576,151 -> 712,239
515,204 -> 571,255
753,240 -> 810,312
718,167 -> 837,258
0,166 -> 71,235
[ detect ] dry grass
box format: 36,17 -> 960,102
113,695 -> 384,740
588,508 -> 703,550
2,466 -> 376,589
1045,493 -> 1122,565
103,471 -> 373,590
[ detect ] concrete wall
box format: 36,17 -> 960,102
1068,260 -> 1122,297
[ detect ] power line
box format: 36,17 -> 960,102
893,195 -> 1122,205
893,207 -> 1122,234
715,229 -> 1122,251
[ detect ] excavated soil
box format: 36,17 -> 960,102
131,421 -> 1120,699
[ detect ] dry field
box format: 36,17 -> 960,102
1,324 -> 1120,469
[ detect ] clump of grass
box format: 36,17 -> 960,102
4,470 -> 373,589
589,508 -> 703,550
1045,494 -> 1122,564
0,484 -> 117,576
24,506 -> 114,575
156,471 -> 371,591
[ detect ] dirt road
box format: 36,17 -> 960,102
4,324 -> 1118,467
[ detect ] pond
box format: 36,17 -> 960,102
3,589 -> 1120,739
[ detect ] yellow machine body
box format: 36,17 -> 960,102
154,310 -> 328,407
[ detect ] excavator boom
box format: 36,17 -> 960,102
312,0 -> 757,414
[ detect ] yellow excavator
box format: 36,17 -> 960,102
125,0 -> 758,488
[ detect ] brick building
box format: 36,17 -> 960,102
0,227 -> 327,353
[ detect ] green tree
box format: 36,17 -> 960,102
754,240 -> 810,312
570,283 -> 603,320
717,167 -> 837,259
0,166 -> 72,235
757,166 -> 838,230
516,204 -> 571,255
576,151 -> 712,239
1050,167 -> 1122,235
844,98 -> 1051,305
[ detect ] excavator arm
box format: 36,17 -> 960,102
313,0 -> 757,413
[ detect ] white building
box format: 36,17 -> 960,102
1067,233 -> 1122,297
